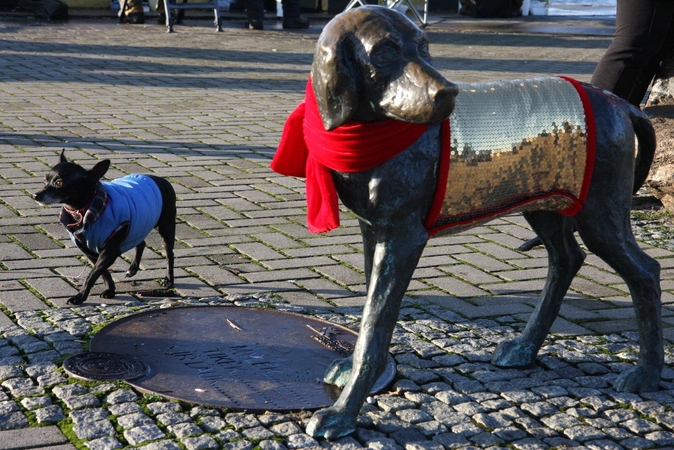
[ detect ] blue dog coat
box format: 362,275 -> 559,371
60,174 -> 162,255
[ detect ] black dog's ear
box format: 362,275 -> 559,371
59,149 -> 67,164
311,34 -> 359,130
89,159 -> 110,182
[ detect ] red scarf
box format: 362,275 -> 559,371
271,79 -> 433,233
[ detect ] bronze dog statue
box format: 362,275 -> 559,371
272,5 -> 661,438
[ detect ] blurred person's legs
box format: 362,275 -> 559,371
245,0 -> 265,29
244,0 -> 309,29
591,0 -> 674,106
281,0 -> 310,29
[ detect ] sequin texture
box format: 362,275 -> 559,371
431,77 -> 590,234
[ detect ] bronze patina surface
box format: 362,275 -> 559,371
89,306 -> 395,412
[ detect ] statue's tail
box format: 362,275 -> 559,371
625,103 -> 657,194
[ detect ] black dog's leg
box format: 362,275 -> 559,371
99,269 -> 116,299
492,211 -> 585,367
157,219 -> 175,288
323,219 -> 377,388
125,241 -> 145,279
68,229 -> 126,305
307,220 -> 428,439
80,253 -> 116,300
576,212 -> 663,393
148,175 -> 176,288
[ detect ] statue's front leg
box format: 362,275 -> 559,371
306,222 -> 428,438
320,219 -> 376,389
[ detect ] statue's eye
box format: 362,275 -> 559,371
371,45 -> 398,68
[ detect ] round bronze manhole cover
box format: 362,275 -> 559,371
89,306 -> 396,412
63,352 -> 149,381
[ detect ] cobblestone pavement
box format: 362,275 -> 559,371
1,9 -> 674,450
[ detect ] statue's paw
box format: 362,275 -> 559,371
614,364 -> 661,393
492,337 -> 537,368
324,356 -> 353,388
306,406 -> 356,439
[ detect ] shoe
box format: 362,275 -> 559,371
120,0 -> 145,24
283,14 -> 310,29
246,19 -> 264,30
121,6 -> 145,24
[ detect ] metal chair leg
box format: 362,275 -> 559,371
213,6 -> 221,31
164,0 -> 173,32
387,0 -> 427,26
344,0 -> 368,10
406,0 -> 427,27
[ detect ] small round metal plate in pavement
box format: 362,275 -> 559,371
63,352 -> 149,381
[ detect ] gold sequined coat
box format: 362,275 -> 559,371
427,77 -> 594,236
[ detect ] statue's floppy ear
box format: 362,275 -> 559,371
311,34 -> 359,130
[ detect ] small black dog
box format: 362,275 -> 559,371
34,150 -> 176,305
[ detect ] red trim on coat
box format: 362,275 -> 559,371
423,119 -> 451,232
557,76 -> 596,216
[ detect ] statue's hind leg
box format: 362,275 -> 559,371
492,211 -> 585,368
575,207 -> 662,392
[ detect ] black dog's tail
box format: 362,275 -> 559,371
624,103 -> 657,194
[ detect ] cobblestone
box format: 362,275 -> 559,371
270,421 -> 303,436
124,424 -> 166,446
167,422 -> 201,439
34,404 -> 67,424
182,435 -> 220,450
286,433 -> 320,448
73,419 -> 116,440
117,412 -> 156,429
156,411 -> 192,426
85,436 -> 123,450
62,393 -> 100,409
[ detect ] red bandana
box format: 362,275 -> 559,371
271,79 -> 437,233
59,183 -> 108,235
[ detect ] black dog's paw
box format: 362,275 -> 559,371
100,289 -> 116,299
159,277 -> 174,288
126,265 -> 139,278
67,294 -> 85,305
